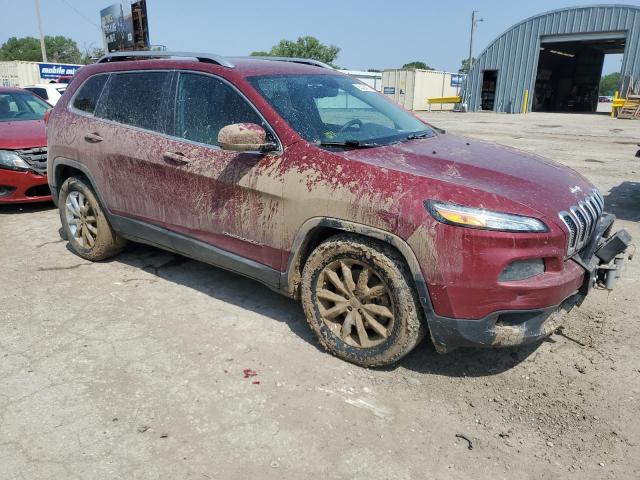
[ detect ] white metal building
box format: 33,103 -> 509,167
382,69 -> 465,111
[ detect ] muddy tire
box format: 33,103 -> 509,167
301,234 -> 426,367
58,176 -> 126,261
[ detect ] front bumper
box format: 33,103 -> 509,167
425,293 -> 582,352
424,214 -> 630,352
0,168 -> 52,204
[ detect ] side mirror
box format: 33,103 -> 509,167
218,123 -> 277,153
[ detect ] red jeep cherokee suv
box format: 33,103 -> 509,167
46,52 -> 630,366
0,87 -> 52,203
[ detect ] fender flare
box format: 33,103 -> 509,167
49,157 -> 107,209
281,217 -> 433,306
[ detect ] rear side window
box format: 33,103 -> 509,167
72,75 -> 108,114
26,87 -> 48,100
96,72 -> 171,132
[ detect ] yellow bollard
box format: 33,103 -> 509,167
611,90 -> 619,118
522,90 -> 529,114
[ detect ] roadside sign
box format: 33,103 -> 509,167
383,86 -> 396,94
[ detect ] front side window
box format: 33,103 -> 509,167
96,71 -> 171,132
248,74 -> 434,148
173,73 -> 268,147
0,92 -> 50,122
72,74 -> 108,114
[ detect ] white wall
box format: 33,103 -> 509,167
382,69 -> 465,110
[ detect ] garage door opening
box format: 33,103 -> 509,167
533,36 -> 625,113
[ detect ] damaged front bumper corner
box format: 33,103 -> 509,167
424,213 -> 632,353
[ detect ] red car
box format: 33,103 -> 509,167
46,52 -> 630,366
0,87 -> 52,203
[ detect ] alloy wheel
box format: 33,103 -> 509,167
316,259 -> 395,348
65,191 -> 98,249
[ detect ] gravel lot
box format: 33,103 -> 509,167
1,111 -> 639,480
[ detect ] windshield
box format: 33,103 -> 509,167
0,91 -> 50,122
248,74 -> 434,147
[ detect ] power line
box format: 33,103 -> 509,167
58,0 -> 102,30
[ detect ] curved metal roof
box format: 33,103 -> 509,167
463,4 -> 640,112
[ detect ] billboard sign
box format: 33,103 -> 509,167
383,86 -> 396,95
39,63 -> 81,80
100,1 -> 148,52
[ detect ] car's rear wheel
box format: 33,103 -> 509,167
301,234 -> 426,367
59,176 -> 126,261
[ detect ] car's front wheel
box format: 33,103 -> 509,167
301,234 -> 426,367
59,176 -> 126,261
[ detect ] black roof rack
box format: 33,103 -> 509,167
96,50 -> 235,68
247,56 -> 334,70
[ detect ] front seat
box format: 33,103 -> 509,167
0,97 -> 15,119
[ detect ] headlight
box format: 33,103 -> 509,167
425,200 -> 548,232
0,150 -> 30,171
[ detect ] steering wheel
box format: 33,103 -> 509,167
338,119 -> 363,134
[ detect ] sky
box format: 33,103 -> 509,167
2,0 -> 638,73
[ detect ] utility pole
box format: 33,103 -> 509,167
35,0 -> 48,62
468,10 -> 483,73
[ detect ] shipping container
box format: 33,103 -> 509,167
0,61 -> 82,87
382,69 -> 464,111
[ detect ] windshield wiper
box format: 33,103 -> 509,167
318,139 -> 378,148
405,132 -> 433,141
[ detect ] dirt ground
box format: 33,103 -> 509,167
1,111 -> 639,480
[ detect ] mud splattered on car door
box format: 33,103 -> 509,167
149,72 -> 285,269
92,71 -> 174,218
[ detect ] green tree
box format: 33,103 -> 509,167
599,72 -> 621,96
0,37 -> 41,61
81,47 -> 105,65
459,57 -> 476,74
0,36 -> 82,63
402,61 -> 432,70
46,36 -> 82,63
251,36 -> 340,65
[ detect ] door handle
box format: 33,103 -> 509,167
84,132 -> 103,143
163,151 -> 190,165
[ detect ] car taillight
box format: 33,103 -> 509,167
44,109 -> 51,125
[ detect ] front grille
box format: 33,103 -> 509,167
558,188 -> 604,256
15,147 -> 47,175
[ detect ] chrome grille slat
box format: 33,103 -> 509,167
571,207 -> 587,243
579,202 -> 594,236
587,197 -> 600,219
583,201 -> 598,233
558,188 -> 604,256
15,147 -> 48,174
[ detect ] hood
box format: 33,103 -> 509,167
0,120 -> 47,149
341,133 -> 594,221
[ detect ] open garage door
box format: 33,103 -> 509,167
533,33 -> 626,113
